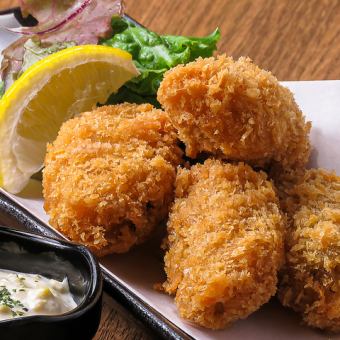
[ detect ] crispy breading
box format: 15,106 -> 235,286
278,168 -> 340,332
43,103 -> 183,257
157,55 -> 311,170
162,159 -> 284,329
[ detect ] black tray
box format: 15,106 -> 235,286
0,8 -> 191,340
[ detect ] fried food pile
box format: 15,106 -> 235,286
42,54 -> 339,333
158,55 -> 338,331
278,169 -> 340,332
43,103 -> 182,256
163,160 -> 284,329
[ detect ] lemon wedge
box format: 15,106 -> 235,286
0,45 -> 139,194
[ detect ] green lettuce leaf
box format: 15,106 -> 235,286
0,81 -> 4,99
106,87 -> 161,108
101,17 -> 220,104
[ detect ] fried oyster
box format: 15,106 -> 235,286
43,103 -> 182,256
279,168 -> 340,332
162,159 -> 284,329
157,55 -> 311,171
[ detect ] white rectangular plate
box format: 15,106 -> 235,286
1,13 -> 340,340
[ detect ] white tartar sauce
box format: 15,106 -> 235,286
0,269 -> 77,321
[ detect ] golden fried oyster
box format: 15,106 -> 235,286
157,55 -> 311,170
162,159 -> 284,329
279,168 -> 340,332
43,103 -> 183,257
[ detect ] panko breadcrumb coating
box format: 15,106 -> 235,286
278,168 -> 340,332
162,159 -> 284,329
157,55 -> 311,170
43,103 -> 183,256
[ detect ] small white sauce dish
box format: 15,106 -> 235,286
0,226 -> 102,340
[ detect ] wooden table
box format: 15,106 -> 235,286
1,0 -> 339,339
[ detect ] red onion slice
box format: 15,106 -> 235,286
2,0 -> 91,35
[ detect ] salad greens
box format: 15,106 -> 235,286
0,81 -> 4,99
106,86 -> 160,107
21,39 -> 76,75
0,39 -> 76,91
1,15 -> 220,105
101,17 -> 220,105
